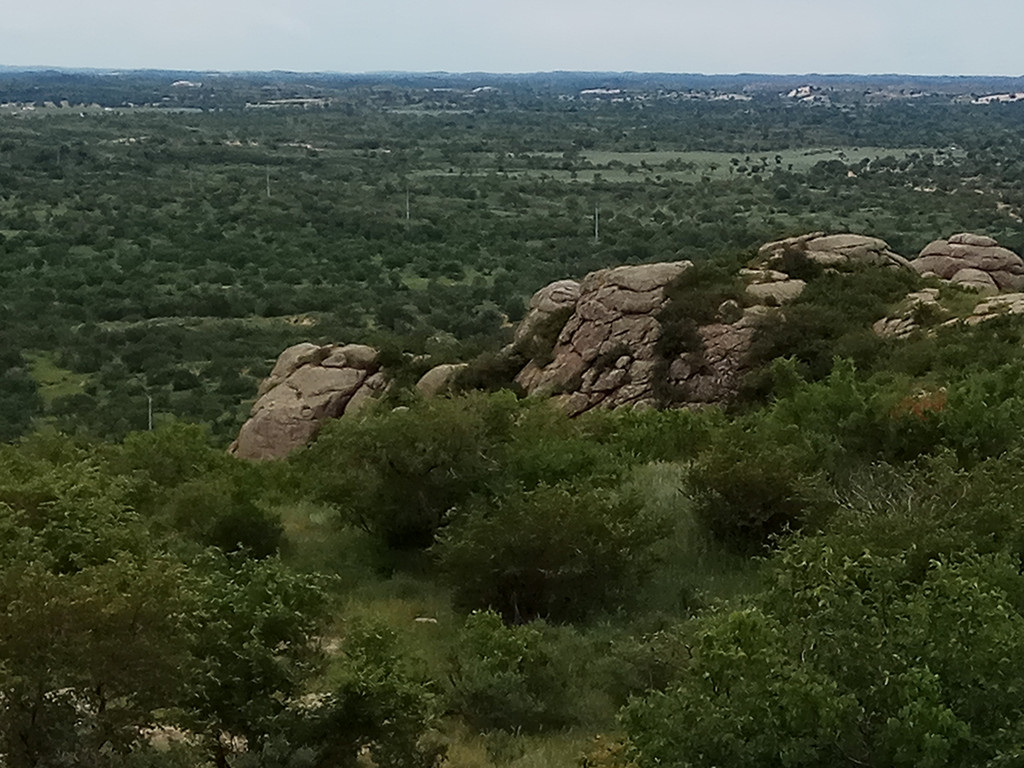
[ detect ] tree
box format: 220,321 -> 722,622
298,393 -> 520,549
179,555 -> 330,767
0,442 -> 193,767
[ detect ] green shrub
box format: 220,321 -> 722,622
513,306 -> 574,367
434,482 -> 668,623
298,392 -> 520,549
271,621 -> 446,768
163,474 -> 283,557
447,610 -> 577,732
687,423 -> 827,553
623,547 -> 1024,768
454,348 -> 527,394
747,266 -> 917,382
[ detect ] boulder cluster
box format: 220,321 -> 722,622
909,233 -> 1024,294
231,231 -> 1024,460
873,233 -> 1024,338
739,232 -> 913,305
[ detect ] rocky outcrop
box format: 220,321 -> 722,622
230,343 -> 383,460
235,231 -> 949,457
965,293 -> 1024,325
513,261 -> 769,415
758,232 -> 912,271
513,279 -> 581,349
515,262 -> 688,414
872,288 -> 942,339
909,233 -> 1024,293
740,269 -> 807,304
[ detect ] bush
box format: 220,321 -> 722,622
434,482 -> 668,622
163,474 -> 283,557
747,266 -> 916,382
513,306 -> 574,367
298,392 -> 520,549
623,547 -> 1024,768
687,423 -> 826,553
268,622 -> 446,768
447,610 -> 577,732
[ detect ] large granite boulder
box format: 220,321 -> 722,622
910,233 -> 1024,292
230,343 -> 382,460
513,279 -> 581,348
416,363 -> 468,398
757,232 -> 912,271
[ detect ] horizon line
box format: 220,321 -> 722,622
2,65 -> 1024,80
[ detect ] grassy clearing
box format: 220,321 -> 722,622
631,462 -> 764,613
25,351 -> 90,407
414,147 -> 933,184
445,725 -> 597,768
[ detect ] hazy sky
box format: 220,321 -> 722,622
7,0 -> 1023,75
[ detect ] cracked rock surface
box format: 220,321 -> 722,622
230,343 -> 382,460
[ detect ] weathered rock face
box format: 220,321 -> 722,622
512,261 -> 767,415
964,292 -> 1024,325
910,233 -> 1024,293
230,343 -> 382,460
758,232 -> 912,271
515,262 -> 689,413
513,279 -> 581,348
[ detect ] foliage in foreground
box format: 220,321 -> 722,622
624,545 -> 1024,768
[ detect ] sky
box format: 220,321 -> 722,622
6,0 -> 1024,76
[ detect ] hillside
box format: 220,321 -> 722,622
6,72 -> 1024,767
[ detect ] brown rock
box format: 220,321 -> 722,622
910,255 -> 963,279
910,234 -> 1024,294
920,239 -> 952,257
514,280 -> 581,346
530,279 -> 582,314
745,279 -> 806,304
600,262 -> 690,293
258,343 -> 330,396
991,271 -> 1024,291
950,268 -> 999,295
949,232 -> 999,247
416,363 -> 467,398
287,366 -> 366,401
322,344 -> 380,371
233,342 -> 385,460
344,372 -> 388,416
757,232 -> 909,272
953,245 -> 1023,273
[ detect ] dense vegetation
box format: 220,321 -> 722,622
4,72 -> 1024,441
6,71 -> 1024,767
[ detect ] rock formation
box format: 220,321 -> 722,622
416,363 -> 468,398
909,233 -> 1024,294
757,232 -> 912,270
233,230 -> 943,458
230,343 -> 384,460
514,261 -> 770,415
872,234 -> 1024,338
513,279 -> 581,350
